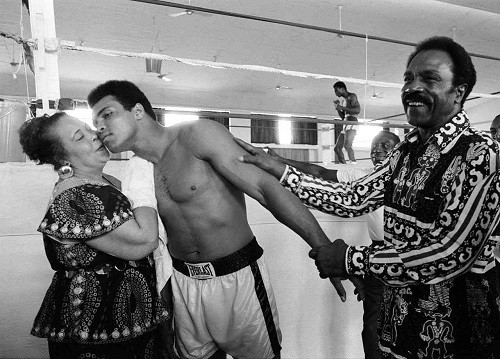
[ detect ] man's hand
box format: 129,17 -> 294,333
330,276 -> 365,302
309,238 -> 348,278
333,99 -> 341,110
234,138 -> 287,179
264,146 -> 281,159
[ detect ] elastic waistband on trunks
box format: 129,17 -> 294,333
171,237 -> 263,279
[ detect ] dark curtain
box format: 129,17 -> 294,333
251,119 -> 278,144
291,122 -> 317,145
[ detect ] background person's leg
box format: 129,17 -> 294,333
334,132 -> 346,164
344,130 -> 356,163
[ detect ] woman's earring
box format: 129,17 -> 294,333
58,162 -> 74,179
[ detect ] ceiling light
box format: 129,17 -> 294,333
158,74 -> 172,82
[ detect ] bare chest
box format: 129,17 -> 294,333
153,153 -> 211,206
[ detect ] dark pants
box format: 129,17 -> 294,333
334,129 -> 356,163
362,274 -> 385,359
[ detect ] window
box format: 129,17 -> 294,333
251,118 -> 317,145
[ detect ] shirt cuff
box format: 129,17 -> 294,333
278,164 -> 290,183
279,165 -> 304,193
346,245 -> 369,276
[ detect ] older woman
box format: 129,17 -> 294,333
18,112 -> 170,359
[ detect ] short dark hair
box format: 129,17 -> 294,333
406,36 -> 476,105
18,112 -> 68,169
87,80 -> 157,121
333,81 -> 347,90
373,130 -> 401,145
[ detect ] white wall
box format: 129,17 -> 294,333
1,161 -> 370,359
466,99 -> 500,132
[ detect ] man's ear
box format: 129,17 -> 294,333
454,84 -> 467,105
133,103 -> 145,120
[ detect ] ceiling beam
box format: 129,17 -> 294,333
132,0 -> 500,62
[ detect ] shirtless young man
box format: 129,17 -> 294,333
333,81 -> 361,164
88,80 -> 355,359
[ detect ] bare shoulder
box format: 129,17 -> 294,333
347,92 -> 359,101
175,119 -> 232,159
185,119 -> 231,144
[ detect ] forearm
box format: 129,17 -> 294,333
260,179 -> 331,247
281,165 -> 385,217
87,237 -> 159,260
278,157 -> 337,181
132,206 -> 160,244
339,106 -> 360,116
347,170 -> 500,286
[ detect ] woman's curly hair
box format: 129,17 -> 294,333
18,112 -> 68,170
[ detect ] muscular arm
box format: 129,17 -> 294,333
336,94 -> 360,116
192,120 -> 331,248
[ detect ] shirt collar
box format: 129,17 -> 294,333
405,110 -> 470,152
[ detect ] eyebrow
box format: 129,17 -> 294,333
95,106 -> 110,119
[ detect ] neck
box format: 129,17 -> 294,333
131,122 -> 172,164
70,168 -> 105,182
418,108 -> 462,143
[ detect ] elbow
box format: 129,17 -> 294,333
125,238 -> 159,260
144,237 -> 159,254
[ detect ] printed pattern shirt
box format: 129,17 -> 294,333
280,110 -> 500,358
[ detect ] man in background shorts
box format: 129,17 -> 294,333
333,81 -> 361,164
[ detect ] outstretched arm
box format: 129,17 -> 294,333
196,121 -> 330,248
196,121 -> 364,300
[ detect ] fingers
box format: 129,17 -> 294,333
234,137 -> 258,154
349,276 -> 366,302
308,248 -> 318,259
237,154 -> 254,163
329,277 -> 346,302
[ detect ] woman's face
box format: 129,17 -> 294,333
53,114 -> 110,172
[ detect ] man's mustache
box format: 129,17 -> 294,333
402,92 -> 430,105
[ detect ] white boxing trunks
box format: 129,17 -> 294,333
170,238 -> 282,359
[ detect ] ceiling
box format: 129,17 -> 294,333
1,0 -> 499,128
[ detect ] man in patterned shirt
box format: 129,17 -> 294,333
260,130 -> 400,359
236,36 -> 500,358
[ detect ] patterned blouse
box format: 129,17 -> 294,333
280,110 -> 500,358
31,178 -> 169,345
